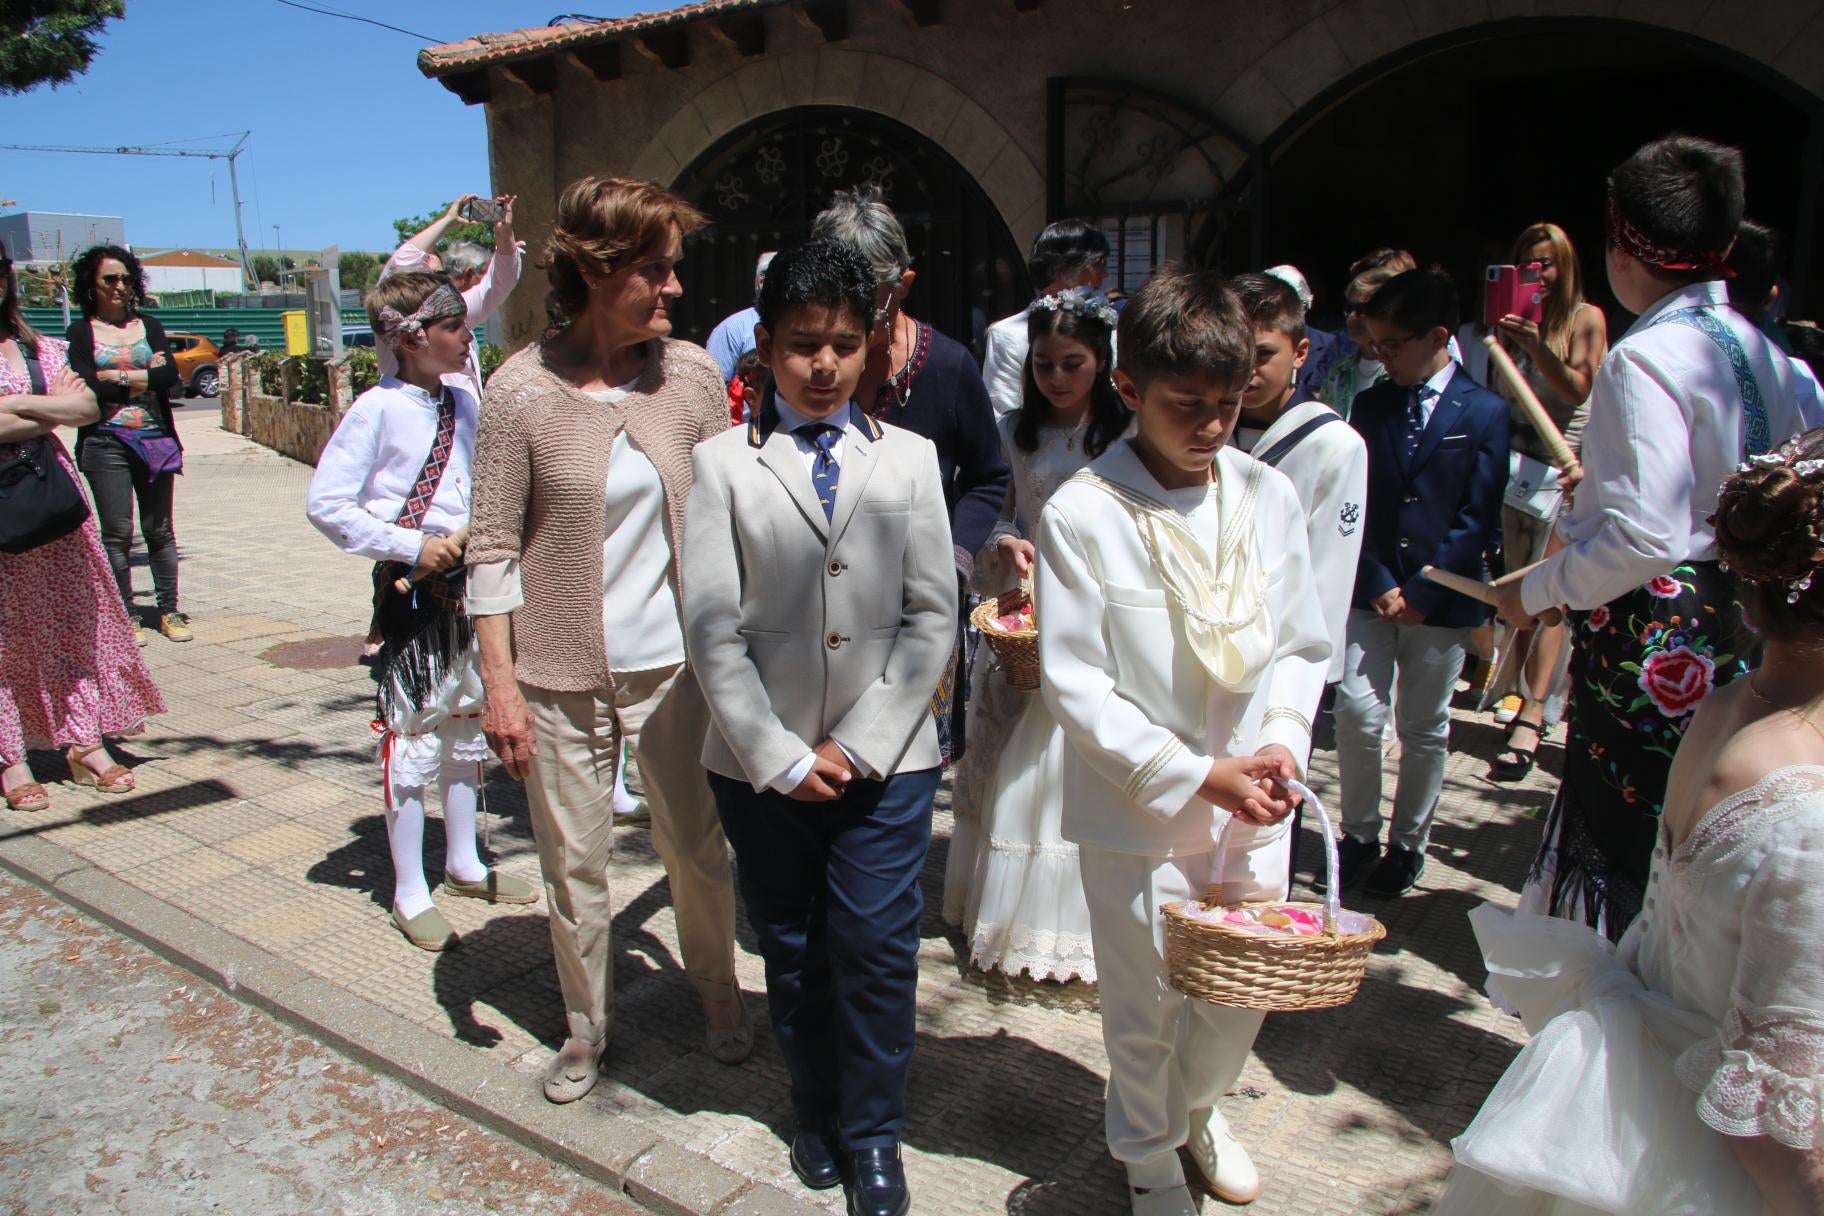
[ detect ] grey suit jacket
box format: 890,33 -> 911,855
682,406 -> 957,790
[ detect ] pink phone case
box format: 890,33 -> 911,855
1484,263 -> 1544,328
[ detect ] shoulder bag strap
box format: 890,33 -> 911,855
1653,306 -> 1770,458
19,342 -> 46,396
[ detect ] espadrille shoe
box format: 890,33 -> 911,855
441,870 -> 538,904
392,903 -> 457,952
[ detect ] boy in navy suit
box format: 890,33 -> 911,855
1334,268 -> 1509,897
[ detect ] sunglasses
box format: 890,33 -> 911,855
99,273 -> 133,287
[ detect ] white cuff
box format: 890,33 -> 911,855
465,558 -> 524,616
831,738 -> 875,780
767,751 -> 817,796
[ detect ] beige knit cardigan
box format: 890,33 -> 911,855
468,337 -> 729,692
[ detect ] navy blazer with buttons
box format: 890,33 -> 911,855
1348,363 -> 1511,629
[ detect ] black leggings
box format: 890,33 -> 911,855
78,434 -> 179,615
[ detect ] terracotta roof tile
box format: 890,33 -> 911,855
417,0 -> 785,77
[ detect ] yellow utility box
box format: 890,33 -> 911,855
282,310 -> 309,357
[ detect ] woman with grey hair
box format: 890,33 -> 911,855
381,193 -> 525,392
799,185 -> 1009,766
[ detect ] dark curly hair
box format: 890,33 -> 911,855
71,244 -> 147,318
1016,296 -> 1128,458
756,238 -> 875,335
1712,427 -> 1824,642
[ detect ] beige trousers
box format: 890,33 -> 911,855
521,662 -> 738,1045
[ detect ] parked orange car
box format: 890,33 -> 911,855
165,332 -> 222,398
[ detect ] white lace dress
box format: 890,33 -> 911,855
1437,764 -> 1824,1214
945,414 -> 1099,982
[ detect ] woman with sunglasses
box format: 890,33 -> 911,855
66,245 -> 188,647
1317,247 -> 1416,419
0,254 -> 166,809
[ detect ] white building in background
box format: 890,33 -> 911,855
139,249 -> 246,294
0,211 -> 125,264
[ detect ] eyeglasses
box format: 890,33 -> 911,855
1342,301 -> 1371,316
1371,333 -> 1421,357
99,273 -> 132,287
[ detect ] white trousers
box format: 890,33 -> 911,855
1079,816 -> 1289,1189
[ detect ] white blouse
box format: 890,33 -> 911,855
305,377 -> 475,564
1521,281 -> 1824,614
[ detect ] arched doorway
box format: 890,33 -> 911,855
1256,19 -> 1823,323
669,106 -> 1030,353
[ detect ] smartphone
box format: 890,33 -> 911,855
1484,262 -> 1544,328
461,197 -> 506,224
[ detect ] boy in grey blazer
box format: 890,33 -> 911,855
682,240 -> 954,1216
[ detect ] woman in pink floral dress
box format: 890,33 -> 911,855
0,255 -> 164,809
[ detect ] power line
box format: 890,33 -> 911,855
269,0 -> 446,43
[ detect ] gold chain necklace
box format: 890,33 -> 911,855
1747,675 -> 1824,750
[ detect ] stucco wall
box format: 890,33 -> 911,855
476,0 -> 1824,352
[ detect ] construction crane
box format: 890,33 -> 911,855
0,133 -> 256,285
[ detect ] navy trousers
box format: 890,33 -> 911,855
709,767 -> 939,1150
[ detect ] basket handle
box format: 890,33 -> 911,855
1285,778 -> 1340,932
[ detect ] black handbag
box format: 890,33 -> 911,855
0,345 -> 91,554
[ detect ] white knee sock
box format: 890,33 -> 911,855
439,757 -> 488,884
612,739 -> 640,815
385,780 -> 433,918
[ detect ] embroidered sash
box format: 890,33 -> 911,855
1654,306 -> 1770,458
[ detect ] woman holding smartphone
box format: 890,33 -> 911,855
1487,222 -> 1608,780
66,244 -> 187,648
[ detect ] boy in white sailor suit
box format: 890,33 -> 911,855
306,271 -> 536,954
682,239 -> 955,1216
1229,272 -> 1369,756
1034,266 -> 1330,1216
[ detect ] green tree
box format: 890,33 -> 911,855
251,254 -> 294,285
338,250 -> 382,292
1,0 -> 125,95
390,205 -> 495,253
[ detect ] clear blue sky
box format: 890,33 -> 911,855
3,0 -> 658,256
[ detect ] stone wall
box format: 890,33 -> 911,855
217,350 -> 354,466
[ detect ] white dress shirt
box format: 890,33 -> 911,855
1522,280 -> 1824,614
305,377 -> 475,564
762,396 -> 876,794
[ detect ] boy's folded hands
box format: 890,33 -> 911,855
1200,750 -> 1303,825
788,739 -> 856,802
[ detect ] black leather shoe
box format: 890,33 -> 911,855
1315,834 -> 1380,893
844,1144 -> 910,1216
790,1129 -> 843,1191
1364,843 -> 1426,897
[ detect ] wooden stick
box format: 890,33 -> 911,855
394,523 -> 470,594
1421,564 -> 1563,625
1481,334 -> 1582,478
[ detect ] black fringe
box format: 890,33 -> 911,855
1529,786 -> 1645,944
371,562 -> 469,721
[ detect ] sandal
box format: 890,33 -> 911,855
66,743 -> 135,794
3,765 -> 50,811
1491,719 -> 1543,782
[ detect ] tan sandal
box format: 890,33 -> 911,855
3,773 -> 49,811
66,743 -> 134,794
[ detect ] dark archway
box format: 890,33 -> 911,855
670,106 -> 1030,353
1256,18 -> 1824,326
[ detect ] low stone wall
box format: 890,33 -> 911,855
219,351 -> 352,466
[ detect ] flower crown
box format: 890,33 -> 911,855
1720,432 -> 1824,603
1031,287 -> 1118,330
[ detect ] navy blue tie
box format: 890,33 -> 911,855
797,422 -> 841,521
1405,384 -> 1435,459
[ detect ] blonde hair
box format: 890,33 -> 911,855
364,271 -> 444,330
1511,222 -> 1584,357
542,175 -> 708,319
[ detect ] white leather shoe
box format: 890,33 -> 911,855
1187,1105 -> 1261,1205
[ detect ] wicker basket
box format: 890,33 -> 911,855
1164,781 -> 1385,1011
971,587 -> 1040,691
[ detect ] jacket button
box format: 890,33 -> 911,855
827,632 -> 844,650
827,560 -> 843,576
1399,538 -> 1410,548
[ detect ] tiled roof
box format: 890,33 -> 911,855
138,249 -> 242,268
417,0 -> 784,77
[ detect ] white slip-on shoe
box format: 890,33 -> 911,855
1129,1182 -> 1198,1216
1187,1105 -> 1261,1205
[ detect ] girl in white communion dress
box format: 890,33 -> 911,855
1436,431 -> 1824,1215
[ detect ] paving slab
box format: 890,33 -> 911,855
0,409 -> 1562,1214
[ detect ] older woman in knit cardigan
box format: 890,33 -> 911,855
466,176 -> 746,1105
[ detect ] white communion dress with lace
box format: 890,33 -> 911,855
946,414 -> 1099,983
1435,764 -> 1824,1215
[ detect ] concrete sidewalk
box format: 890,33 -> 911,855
0,409 -> 1557,1215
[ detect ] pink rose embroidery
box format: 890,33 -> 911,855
1638,646 -> 1716,718
1588,605 -> 1611,631
1646,575 -> 1684,599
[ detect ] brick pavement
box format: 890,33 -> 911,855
1,408 -> 1562,1215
